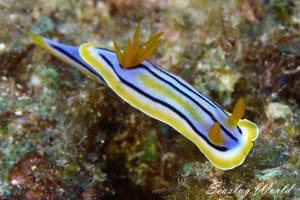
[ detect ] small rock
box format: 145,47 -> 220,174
254,167 -> 283,181
266,102 -> 292,120
0,43 -> 6,54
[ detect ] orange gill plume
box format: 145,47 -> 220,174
113,23 -> 163,68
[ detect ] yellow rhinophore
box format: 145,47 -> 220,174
208,122 -> 224,145
226,98 -> 245,128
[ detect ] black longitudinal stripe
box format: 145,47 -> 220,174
139,64 -> 239,141
147,62 -> 243,136
96,47 -> 221,114
50,44 -> 106,84
151,63 -> 220,109
96,47 -> 115,53
99,53 -> 228,152
94,46 -> 240,137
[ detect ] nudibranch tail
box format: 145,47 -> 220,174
113,23 -> 163,68
26,31 -> 104,83
28,24 -> 259,170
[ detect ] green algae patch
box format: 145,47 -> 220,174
141,135 -> 158,163
29,16 -> 55,35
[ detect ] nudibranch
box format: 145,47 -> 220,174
27,24 -> 259,170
